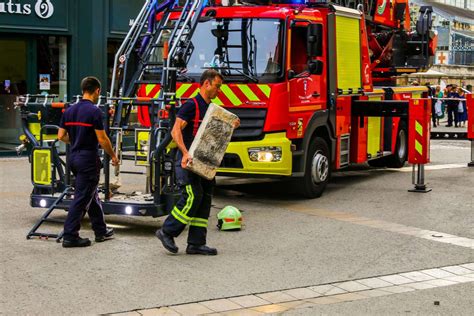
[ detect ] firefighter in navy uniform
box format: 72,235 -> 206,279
156,69 -> 239,255
58,77 -> 119,248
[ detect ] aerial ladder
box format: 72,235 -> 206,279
20,0 -> 209,240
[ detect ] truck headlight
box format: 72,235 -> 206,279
248,147 -> 282,162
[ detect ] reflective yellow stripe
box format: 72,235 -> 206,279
171,207 -> 190,225
189,88 -> 200,98
220,85 -> 241,106
415,121 -> 423,136
415,140 -> 423,155
258,84 -> 271,98
145,84 -> 155,95
176,84 -> 192,98
153,89 -> 161,98
212,96 -> 224,105
182,185 -> 194,216
190,218 -> 208,228
237,84 -> 259,101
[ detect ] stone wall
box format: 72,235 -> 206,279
395,65 -> 474,87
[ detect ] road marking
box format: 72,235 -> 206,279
113,263 -> 474,315
282,204 -> 474,249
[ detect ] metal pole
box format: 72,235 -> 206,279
469,140 -> 474,167
409,164 -> 432,193
104,101 -> 110,200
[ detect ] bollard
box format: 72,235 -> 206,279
467,94 -> 474,167
408,98 -> 432,193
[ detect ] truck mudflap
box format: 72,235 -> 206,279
217,132 -> 292,176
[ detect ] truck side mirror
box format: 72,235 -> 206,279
308,60 -> 323,75
307,24 -> 322,57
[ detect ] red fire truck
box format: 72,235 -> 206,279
132,0 -> 436,198
19,0 -> 439,236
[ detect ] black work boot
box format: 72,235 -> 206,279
62,237 -> 92,248
95,227 -> 115,242
156,229 -> 178,254
186,244 -> 218,255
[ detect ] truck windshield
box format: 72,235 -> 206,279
184,18 -> 284,83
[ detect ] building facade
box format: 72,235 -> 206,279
0,0 -> 143,154
410,0 -> 473,66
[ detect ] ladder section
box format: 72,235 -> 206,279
110,0 -> 207,128
26,187 -> 73,242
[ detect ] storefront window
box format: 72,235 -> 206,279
37,36 -> 68,101
0,38 -> 28,154
0,35 -> 67,154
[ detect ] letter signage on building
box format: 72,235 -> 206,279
0,0 -> 68,32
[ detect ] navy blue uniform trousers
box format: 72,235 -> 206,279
63,151 -> 107,240
162,164 -> 215,246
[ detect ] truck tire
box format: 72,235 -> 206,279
298,138 -> 331,198
385,121 -> 408,168
368,121 -> 407,168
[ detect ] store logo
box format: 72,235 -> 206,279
0,0 -> 54,19
35,0 -> 54,19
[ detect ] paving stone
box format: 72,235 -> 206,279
110,312 -> 141,316
399,271 -> 436,282
220,309 -> 263,316
170,303 -> 214,315
460,263 -> 474,271
379,274 -> 413,285
306,297 -> 341,305
141,307 -> 181,316
256,291 -> 296,303
462,273 -> 474,279
356,289 -> 392,297
442,276 -> 474,283
441,266 -> 473,275
229,295 -> 269,308
330,292 -> 367,302
421,268 -> 456,279
251,304 -> 289,314
282,288 -> 321,299
308,284 -> 347,296
200,299 -> 242,312
357,277 -> 393,289
334,281 -> 371,292
403,282 -> 438,290
378,286 -> 415,294
278,300 -> 318,310
424,279 -> 458,287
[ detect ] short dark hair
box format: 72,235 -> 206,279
81,76 -> 101,94
200,69 -> 223,86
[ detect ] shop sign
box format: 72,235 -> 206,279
0,0 -> 67,32
0,0 -> 54,19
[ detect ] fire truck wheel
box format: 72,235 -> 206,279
299,138 -> 330,198
385,121 -> 408,168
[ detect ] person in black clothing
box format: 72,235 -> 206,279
156,69 -> 239,255
445,84 -> 459,127
58,77 -> 119,248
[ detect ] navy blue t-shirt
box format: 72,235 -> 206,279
177,93 -> 210,149
60,100 -> 104,153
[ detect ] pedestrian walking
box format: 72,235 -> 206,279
156,69 -> 239,256
457,87 -> 468,128
433,86 -> 444,127
58,77 -> 119,248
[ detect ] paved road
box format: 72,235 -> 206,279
0,138 -> 473,315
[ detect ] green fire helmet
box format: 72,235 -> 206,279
217,206 -> 242,231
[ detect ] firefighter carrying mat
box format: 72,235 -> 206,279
187,104 -> 239,180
